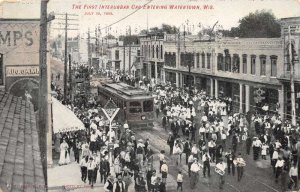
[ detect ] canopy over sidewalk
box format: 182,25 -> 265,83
52,97 -> 85,133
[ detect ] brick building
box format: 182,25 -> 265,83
161,17 -> 300,121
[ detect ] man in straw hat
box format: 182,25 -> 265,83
190,158 -> 201,189
216,158 -> 226,189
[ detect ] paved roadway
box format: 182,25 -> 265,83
135,117 -> 286,192
50,59 -> 288,191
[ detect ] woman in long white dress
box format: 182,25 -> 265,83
59,139 -> 70,165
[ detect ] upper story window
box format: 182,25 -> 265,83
201,52 -> 205,68
0,53 -> 3,85
152,45 -> 155,58
242,54 -> 247,74
160,45 -> 163,59
207,53 -> 211,69
165,52 -> 176,67
260,55 -> 266,76
225,54 -> 231,72
251,55 -> 256,75
217,53 -> 224,71
232,54 -> 240,73
156,45 -> 159,58
196,53 -> 200,68
181,52 -> 194,68
115,50 -> 119,60
148,45 -> 151,58
270,55 -> 278,77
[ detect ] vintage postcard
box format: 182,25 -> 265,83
0,0 -> 300,191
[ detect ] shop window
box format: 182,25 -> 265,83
260,55 -> 266,76
143,100 -> 153,112
207,53 -> 211,69
242,54 -> 247,74
232,54 -> 240,73
201,53 -> 205,68
217,53 -> 224,71
271,55 -> 278,77
115,61 -> 120,70
251,55 -> 256,75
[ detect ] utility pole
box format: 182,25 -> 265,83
64,13 -> 68,102
39,0 -> 54,186
128,26 -> 132,76
88,28 -> 91,72
288,26 -> 296,126
68,53 -> 72,103
123,38 -> 126,73
52,13 -> 78,103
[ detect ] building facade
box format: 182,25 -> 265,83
161,17 -> 300,121
139,34 -> 164,83
107,42 -> 140,77
0,19 -> 41,110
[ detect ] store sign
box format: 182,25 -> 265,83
6,66 -> 39,77
0,30 -> 34,47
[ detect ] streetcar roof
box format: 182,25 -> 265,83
99,82 -> 154,100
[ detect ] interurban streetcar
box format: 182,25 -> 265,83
97,82 -> 154,128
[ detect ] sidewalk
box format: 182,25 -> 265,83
48,151 -> 177,191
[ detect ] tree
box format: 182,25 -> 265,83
161,24 -> 179,34
104,34 -> 116,39
118,35 -> 139,45
139,24 -> 179,35
218,10 -> 281,38
238,10 -> 281,38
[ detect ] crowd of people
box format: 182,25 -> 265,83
51,69 -> 300,191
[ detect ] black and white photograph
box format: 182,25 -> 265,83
0,0 -> 300,191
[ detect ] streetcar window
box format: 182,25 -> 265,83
143,100 -> 153,112
129,108 -> 142,113
129,101 -> 141,106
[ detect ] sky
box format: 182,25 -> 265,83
1,0 -> 300,37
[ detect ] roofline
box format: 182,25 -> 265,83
280,16 -> 300,20
0,18 -> 40,21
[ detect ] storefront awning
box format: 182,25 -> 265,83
52,97 -> 85,133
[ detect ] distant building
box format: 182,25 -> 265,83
139,33 -> 164,83
107,41 -> 140,77
143,17 -> 300,121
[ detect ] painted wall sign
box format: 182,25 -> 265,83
6,66 -> 39,77
0,30 -> 34,47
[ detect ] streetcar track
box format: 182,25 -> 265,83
136,127 -> 281,192
244,172 -> 280,192
136,130 -> 238,192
